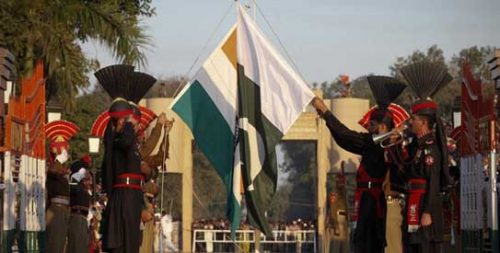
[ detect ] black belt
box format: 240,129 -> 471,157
71,209 -> 89,216
357,181 -> 382,189
71,205 -> 89,216
390,184 -> 407,193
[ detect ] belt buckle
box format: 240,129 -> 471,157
368,182 -> 372,188
126,177 -> 130,185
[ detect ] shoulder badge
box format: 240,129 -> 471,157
425,155 -> 434,166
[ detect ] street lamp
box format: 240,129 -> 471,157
487,49 -> 500,252
46,95 -> 63,123
88,136 -> 100,202
452,96 -> 461,129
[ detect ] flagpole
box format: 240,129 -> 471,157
159,128 -> 168,252
253,0 -> 257,20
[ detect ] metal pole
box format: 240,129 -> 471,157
252,0 -> 257,20
159,127 -> 169,252
492,88 -> 500,252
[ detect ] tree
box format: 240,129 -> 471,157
278,141 -> 317,221
192,149 -> 228,219
63,86 -> 111,171
267,184 -> 292,221
389,45 -> 496,120
449,46 -> 496,97
450,46 -> 496,80
144,76 -> 187,98
0,0 -> 154,109
389,45 -> 446,78
313,76 -> 373,104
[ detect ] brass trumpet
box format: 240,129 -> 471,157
372,125 -> 408,148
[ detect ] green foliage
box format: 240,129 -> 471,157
389,45 -> 446,78
0,0 -> 152,109
157,173 -> 183,220
388,45 -> 496,120
63,86 -> 110,167
267,184 -> 292,221
192,148 -> 227,219
450,46 -> 496,79
278,141 -> 317,221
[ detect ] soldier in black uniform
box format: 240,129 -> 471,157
45,120 -> 80,253
95,65 -> 156,253
312,76 -> 407,253
399,62 -> 454,253
67,156 -> 92,253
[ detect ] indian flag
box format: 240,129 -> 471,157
171,3 -> 314,236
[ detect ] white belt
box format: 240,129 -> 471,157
51,197 -> 70,205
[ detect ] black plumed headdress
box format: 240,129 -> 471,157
94,65 -> 156,118
358,75 -> 409,130
127,72 -> 157,104
95,64 -> 156,103
94,64 -> 135,99
367,76 -> 407,109
400,61 -> 452,115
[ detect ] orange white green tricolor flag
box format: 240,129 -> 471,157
171,3 -> 314,237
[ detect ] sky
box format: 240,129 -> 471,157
82,0 -> 500,84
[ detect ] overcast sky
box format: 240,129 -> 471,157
82,0 -> 500,84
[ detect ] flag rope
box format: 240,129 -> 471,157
252,1 -> 309,83
171,1 -> 236,99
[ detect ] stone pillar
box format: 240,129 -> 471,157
329,98 -> 369,173
317,97 -> 368,252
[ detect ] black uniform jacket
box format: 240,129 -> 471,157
406,133 -> 444,243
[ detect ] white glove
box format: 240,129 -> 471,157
71,168 -> 87,183
55,149 -> 69,164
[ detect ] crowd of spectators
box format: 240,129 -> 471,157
192,218 -> 316,253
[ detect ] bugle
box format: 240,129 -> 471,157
372,125 -> 408,148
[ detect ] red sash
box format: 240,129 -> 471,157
352,164 -> 384,224
407,178 -> 427,232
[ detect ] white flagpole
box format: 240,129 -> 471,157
253,0 -> 257,20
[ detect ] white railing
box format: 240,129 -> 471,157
460,155 -> 486,230
192,229 -> 316,253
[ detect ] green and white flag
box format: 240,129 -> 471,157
171,3 -> 314,236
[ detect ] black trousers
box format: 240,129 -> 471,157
408,242 -> 442,253
46,205 -> 69,253
353,193 -> 386,253
102,188 -> 143,253
67,214 -> 90,253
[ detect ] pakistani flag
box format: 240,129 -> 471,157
171,4 -> 314,236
